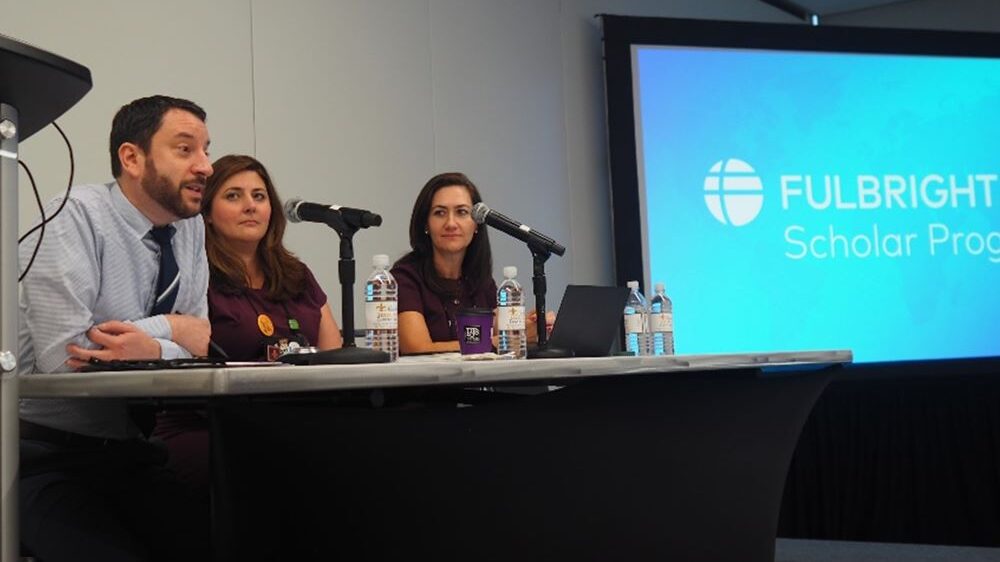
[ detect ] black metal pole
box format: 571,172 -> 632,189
339,235 -> 356,348
301,218 -> 389,364
532,251 -> 548,348
527,247 -> 571,359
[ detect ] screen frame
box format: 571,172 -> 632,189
601,15 -> 1000,294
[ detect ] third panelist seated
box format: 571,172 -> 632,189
391,172 -> 553,354
392,173 -> 497,354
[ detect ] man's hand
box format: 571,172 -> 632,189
66,321 -> 161,369
166,314 -> 211,357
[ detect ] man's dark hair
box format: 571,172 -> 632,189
109,95 -> 207,178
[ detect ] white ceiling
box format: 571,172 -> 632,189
794,0 -> 912,16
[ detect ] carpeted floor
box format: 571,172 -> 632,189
776,539 -> 1000,562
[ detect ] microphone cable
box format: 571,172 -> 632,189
18,121 -> 75,282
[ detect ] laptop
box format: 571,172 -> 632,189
542,284 -> 630,357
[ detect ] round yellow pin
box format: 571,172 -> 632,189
257,313 -> 275,337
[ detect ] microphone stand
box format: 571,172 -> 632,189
527,244 -> 571,359
306,212 -> 389,365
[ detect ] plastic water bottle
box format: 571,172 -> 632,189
497,266 -> 527,359
365,254 -> 398,362
624,280 -> 649,356
649,282 -> 674,356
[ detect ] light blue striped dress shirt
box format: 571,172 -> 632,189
18,182 -> 208,439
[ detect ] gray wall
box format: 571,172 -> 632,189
825,0 -> 1000,30
4,0 -> 993,329
2,0 -> 793,327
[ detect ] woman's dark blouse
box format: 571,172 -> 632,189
391,259 -> 498,345
208,267 -> 328,361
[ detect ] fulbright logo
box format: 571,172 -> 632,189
704,159 -> 764,226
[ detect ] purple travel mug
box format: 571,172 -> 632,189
455,308 -> 494,354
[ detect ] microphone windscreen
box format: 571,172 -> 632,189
471,202 -> 490,225
284,198 -> 303,223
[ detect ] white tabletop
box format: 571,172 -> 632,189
17,350 -> 852,399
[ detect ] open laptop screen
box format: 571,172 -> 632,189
546,285 -> 630,357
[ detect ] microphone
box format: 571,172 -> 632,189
284,198 -> 382,230
471,202 -> 565,256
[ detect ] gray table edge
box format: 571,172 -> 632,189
18,349 -> 853,398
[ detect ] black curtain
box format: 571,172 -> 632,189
779,361 -> 1000,546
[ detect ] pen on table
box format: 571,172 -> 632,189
209,339 -> 230,360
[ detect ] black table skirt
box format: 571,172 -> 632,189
211,366 -> 833,561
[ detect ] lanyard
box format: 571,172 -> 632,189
439,278 -> 466,338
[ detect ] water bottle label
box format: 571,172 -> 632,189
650,312 -> 673,332
498,306 -> 525,330
365,301 -> 398,329
624,314 -> 645,334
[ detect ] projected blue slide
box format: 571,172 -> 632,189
633,46 -> 1000,362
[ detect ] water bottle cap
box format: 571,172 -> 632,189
503,266 -> 517,279
655,282 -> 664,292
627,280 -> 638,289
372,254 -> 390,268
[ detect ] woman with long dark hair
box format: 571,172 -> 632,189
392,172 -> 551,354
392,172 -> 496,354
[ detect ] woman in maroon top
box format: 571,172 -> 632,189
392,172 -> 552,354
201,154 -> 342,359
392,172 -> 496,354
154,154 -> 342,493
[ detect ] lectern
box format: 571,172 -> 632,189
0,33 -> 91,561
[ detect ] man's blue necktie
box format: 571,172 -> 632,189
150,225 -> 179,315
133,225 -> 180,437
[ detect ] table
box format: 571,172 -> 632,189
18,351 -> 850,561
